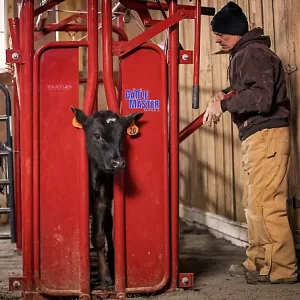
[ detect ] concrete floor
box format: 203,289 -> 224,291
1,222 -> 300,300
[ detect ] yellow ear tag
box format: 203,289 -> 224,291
127,121 -> 139,136
72,117 -> 83,129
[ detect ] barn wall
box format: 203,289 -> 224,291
178,0 -> 300,246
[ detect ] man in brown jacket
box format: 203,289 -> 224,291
204,1 -> 298,284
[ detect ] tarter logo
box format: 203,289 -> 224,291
47,84 -> 73,91
125,88 -> 160,112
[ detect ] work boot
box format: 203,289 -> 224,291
228,264 -> 248,276
245,271 -> 270,285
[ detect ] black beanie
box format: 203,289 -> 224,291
211,1 -> 248,36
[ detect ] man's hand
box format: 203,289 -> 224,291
203,100 -> 223,126
204,91 -> 226,126
207,91 -> 226,106
213,91 -> 226,102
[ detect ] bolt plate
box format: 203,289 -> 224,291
9,276 -> 26,291
174,50 -> 193,64
178,273 -> 194,288
6,49 -> 23,64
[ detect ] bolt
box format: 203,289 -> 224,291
181,277 -> 189,284
13,281 -> 21,288
123,12 -> 131,23
12,53 -> 19,60
182,54 -> 189,61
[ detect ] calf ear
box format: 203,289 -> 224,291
71,106 -> 88,127
120,112 -> 144,129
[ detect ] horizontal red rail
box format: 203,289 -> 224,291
114,9 -> 192,57
119,0 -> 215,16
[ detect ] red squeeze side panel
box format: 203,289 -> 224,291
121,45 -> 169,289
38,48 -> 81,290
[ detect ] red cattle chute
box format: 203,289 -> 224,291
7,1 -> 215,299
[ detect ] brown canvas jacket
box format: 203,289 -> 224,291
220,28 -> 290,141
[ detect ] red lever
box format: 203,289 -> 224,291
179,90 -> 236,143
192,0 -> 201,109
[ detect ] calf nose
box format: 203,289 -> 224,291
111,158 -> 126,169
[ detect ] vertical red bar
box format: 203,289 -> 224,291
192,0 -> 201,109
79,0 -> 99,296
117,15 -> 125,107
12,78 -> 22,251
9,17 -> 22,251
83,0 -> 98,114
169,0 -> 179,290
101,0 -> 119,113
19,0 -> 34,291
102,2 -> 125,299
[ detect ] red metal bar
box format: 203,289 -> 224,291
102,2 -> 126,298
169,0 -> 179,291
111,25 -> 129,42
120,0 -> 215,15
40,24 -> 87,31
8,18 -> 21,93
101,0 -> 119,113
12,78 -> 22,251
114,9 -> 192,57
179,90 -> 237,143
39,24 -> 129,42
77,0 -> 99,297
19,0 -> 34,291
179,112 -> 205,144
34,13 -> 81,41
8,17 -> 20,50
117,15 -> 125,107
32,41 -> 88,297
192,0 -> 201,109
34,0 -> 65,17
82,0 -> 98,115
113,172 -> 126,299
8,17 -> 22,251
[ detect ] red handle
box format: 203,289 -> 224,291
179,90 -> 236,143
223,89 -> 236,99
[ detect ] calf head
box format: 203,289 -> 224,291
71,107 -> 143,173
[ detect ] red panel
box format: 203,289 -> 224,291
38,48 -> 81,290
120,44 -> 169,290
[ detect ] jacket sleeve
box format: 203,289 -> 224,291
221,49 -> 274,114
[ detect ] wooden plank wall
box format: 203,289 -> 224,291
179,0 -> 300,228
